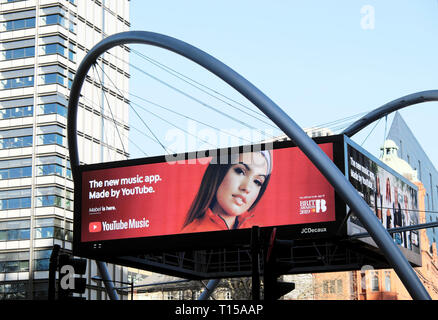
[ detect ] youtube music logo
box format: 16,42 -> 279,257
89,222 -> 102,233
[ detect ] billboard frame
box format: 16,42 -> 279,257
73,136 -> 347,259
73,134 -> 422,273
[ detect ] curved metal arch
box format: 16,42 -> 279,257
342,90 -> 438,137
67,31 -> 431,300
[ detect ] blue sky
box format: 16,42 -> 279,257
128,0 -> 438,167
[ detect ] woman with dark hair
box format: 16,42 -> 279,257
375,175 -> 383,224
385,177 -> 392,229
181,150 -> 272,233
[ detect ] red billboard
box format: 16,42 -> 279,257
79,143 -> 336,243
74,135 -> 421,270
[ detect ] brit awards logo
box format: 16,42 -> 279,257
299,195 -> 327,215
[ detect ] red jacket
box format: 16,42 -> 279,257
181,208 -> 255,233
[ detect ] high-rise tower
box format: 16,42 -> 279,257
0,0 -> 130,299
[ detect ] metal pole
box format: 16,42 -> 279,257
342,90 -> 438,137
351,221 -> 438,239
67,31 -> 430,300
198,279 -> 220,300
251,226 -> 261,301
96,261 -> 120,300
48,244 -> 60,300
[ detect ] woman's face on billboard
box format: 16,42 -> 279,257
212,152 -> 268,218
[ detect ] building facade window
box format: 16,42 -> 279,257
0,76 -> 34,90
436,186 -> 438,209
336,279 -> 343,293
0,166 -> 32,179
41,43 -> 65,56
34,226 -> 64,239
35,195 -> 63,208
166,291 -> 174,300
0,157 -> 32,180
38,103 -> 67,117
40,73 -> 65,86
41,14 -> 65,27
1,46 -> 35,60
371,272 -> 379,291
4,0 -> 27,3
0,128 -> 33,149
360,272 -> 366,292
34,249 -> 52,271
322,280 -> 336,294
193,290 -> 201,300
1,17 -> 35,32
36,164 -> 63,177
323,281 -> 328,294
34,218 -> 72,241
37,125 -> 65,145
0,197 -> 31,210
0,228 -> 30,241
34,258 -> 49,271
36,155 -> 71,179
0,281 -> 27,300
37,133 -> 64,146
0,188 -> 31,210
0,228 -> 29,241
0,136 -> 32,149
0,106 -> 33,119
68,42 -> 76,62
384,272 -> 391,291
0,260 -> 28,272
68,19 -> 76,33
0,251 -> 29,273
68,71 -> 74,89
35,186 -> 73,211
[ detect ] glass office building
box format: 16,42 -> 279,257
0,0 -> 130,299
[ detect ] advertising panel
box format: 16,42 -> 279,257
76,141 -> 339,252
73,135 -> 421,269
346,141 -> 421,262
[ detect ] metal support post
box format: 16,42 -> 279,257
251,226 -> 261,300
198,279 -> 220,300
48,244 -> 60,300
96,260 -> 120,300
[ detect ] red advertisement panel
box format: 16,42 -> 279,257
80,143 -> 335,242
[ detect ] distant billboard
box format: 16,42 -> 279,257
73,135 -> 421,267
346,143 -> 421,264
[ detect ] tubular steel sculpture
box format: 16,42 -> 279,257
342,90 -> 438,137
67,31 -> 431,300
